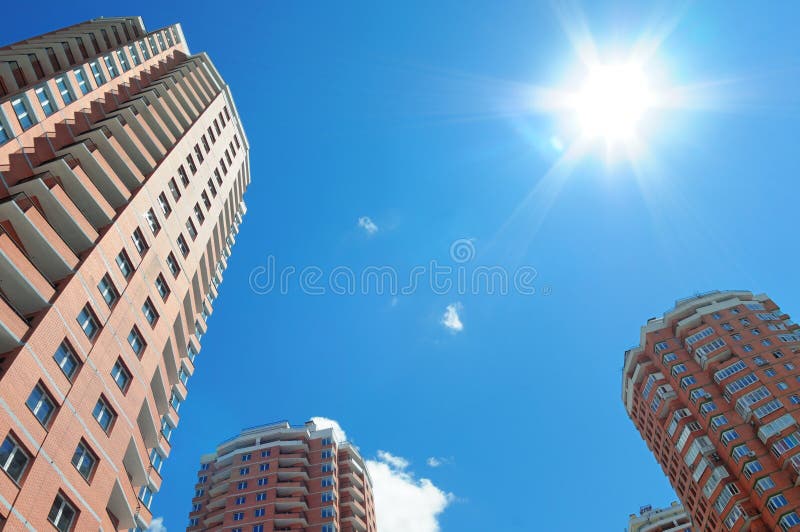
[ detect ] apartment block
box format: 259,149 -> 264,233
623,291 -> 800,531
189,420 -> 377,532
628,501 -> 692,532
0,16 -> 249,531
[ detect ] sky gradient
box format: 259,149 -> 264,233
5,1 -> 800,530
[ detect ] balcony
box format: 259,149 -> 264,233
207,479 -> 229,497
342,496 -> 367,518
274,496 -> 308,512
342,513 -> 368,532
273,512 -> 308,528
277,467 -> 309,481
341,484 -> 365,503
275,481 -> 308,496
278,452 -> 309,467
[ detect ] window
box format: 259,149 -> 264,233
259,463 -> 269,472
35,85 -> 56,116
0,112 -> 10,145
257,477 -> 268,486
202,135 -> 210,153
779,382 -> 789,390
186,154 -> 197,174
89,61 -> 106,85
111,359 -> 131,391
170,392 -> 181,412
73,67 -> 91,95
214,119 -> 221,135
198,475 -> 207,483
680,375 -> 696,389
791,395 -> 800,405
167,253 -> 180,276
186,218 -> 198,240
322,526 -> 336,532
322,507 -> 335,518
253,526 -> 264,532
766,369 -> 777,377
754,356 -> 767,366
103,55 -> 118,78
235,496 -> 246,505
201,191 -> 211,209
92,396 -> 116,432
177,235 -> 190,257
54,77 -> 75,106
128,326 -> 145,356
0,434 -> 30,483
768,494 -> 789,514
214,168 -> 222,185
207,178 -> 217,197
194,144 -> 204,163
322,491 -> 334,502
48,493 -> 77,532
756,476 -> 776,496
160,416 -> 173,440
145,209 -> 161,235
322,476 -> 334,487
97,275 -> 118,307
780,512 -> 800,531
200,463 -> 210,471
139,485 -> 154,508
54,341 -> 80,380
254,508 -> 265,517
116,250 -> 133,278
321,462 -> 333,473
238,481 -> 247,490
322,449 -> 333,459
241,453 -> 252,462
71,440 -> 97,480
256,491 -> 266,501
710,415 -> 728,430
12,97 -> 35,130
168,178 -> 181,201
132,228 -> 148,255
128,44 -> 141,65
77,305 -> 99,340
155,274 -> 170,301
240,467 -> 249,475
190,503 -> 201,512
142,298 -> 159,325
321,437 -> 333,446
189,518 -> 199,527
261,449 -> 271,458
150,449 -> 164,473
194,488 -> 204,497
116,50 -> 130,71
743,460 -> 763,479
178,165 -> 189,186
158,193 -> 172,217
233,512 -> 244,521
731,444 -> 751,462
786,363 -> 795,370
220,158 -> 227,175
763,338 -> 774,346
194,204 -> 205,225
208,125 -> 216,142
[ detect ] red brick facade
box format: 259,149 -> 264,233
623,291 -> 800,531
189,421 -> 377,532
0,17 -> 249,531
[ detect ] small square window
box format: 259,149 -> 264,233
97,274 -> 118,307
72,440 -> 97,480
54,341 -> 80,380
77,305 -> 100,340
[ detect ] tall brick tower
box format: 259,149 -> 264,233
623,291 -> 800,531
0,17 -> 249,531
189,420 -> 377,532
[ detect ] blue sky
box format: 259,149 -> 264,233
7,1 -> 800,530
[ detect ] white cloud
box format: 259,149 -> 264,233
441,303 -> 463,332
367,451 -> 454,532
358,216 -> 379,235
310,416 -> 348,443
426,456 -> 453,468
147,517 -> 167,532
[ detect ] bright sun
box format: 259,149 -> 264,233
572,63 -> 653,144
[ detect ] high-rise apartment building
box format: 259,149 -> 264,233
622,291 -> 800,532
189,420 -> 377,532
627,502 -> 692,532
0,17 -> 249,531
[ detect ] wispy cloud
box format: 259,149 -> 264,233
426,456 -> 453,468
147,517 -> 167,532
358,216 -> 379,235
367,451 -> 454,532
441,303 -> 464,332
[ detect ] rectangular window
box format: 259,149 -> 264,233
128,44 -> 141,66
233,512 -> 244,521
0,112 -> 10,145
103,55 -> 118,78
55,76 -> 75,105
170,391 -> 181,412
46,341 -> 79,385
322,491 -> 334,502
207,178 -> 217,197
202,135 -> 210,153
254,508 -> 265,517
92,396 -> 116,432
142,298 -> 159,326
208,125 -> 215,142
160,416 -> 173,440
71,440 -> 97,480
132,228 -> 148,255
178,165 -> 189,186
48,493 -> 77,532
177,235 -> 190,257
89,61 -> 106,85
139,485 -> 154,508
241,453 -> 252,462
322,477 -> 334,487
150,449 -> 164,473
155,274 -> 170,300
322,507 -> 335,518
139,40 -> 151,60
257,477 -> 268,486
116,250 -> 133,278
145,209 -> 161,235
158,193 -> 172,217
194,144 -> 204,163
12,97 -> 35,130
186,218 -> 198,240
116,50 -> 130,71
97,274 -> 118,307
0,434 -> 30,483
214,168 -> 222,185
768,494 -> 789,514
167,253 -> 180,276
201,191 -> 211,209
235,495 -> 246,505
111,359 -> 131,392
77,305 -> 99,340
261,449 -> 271,458
186,154 -> 197,174
194,204 -> 205,225
35,85 -> 56,116
256,492 -> 266,501
259,463 -> 269,472
73,67 -> 91,95
128,326 -> 145,356
168,178 -> 181,201
240,467 -> 249,475
237,481 -> 247,490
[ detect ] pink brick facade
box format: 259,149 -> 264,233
189,421 -> 377,532
0,17 -> 249,531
